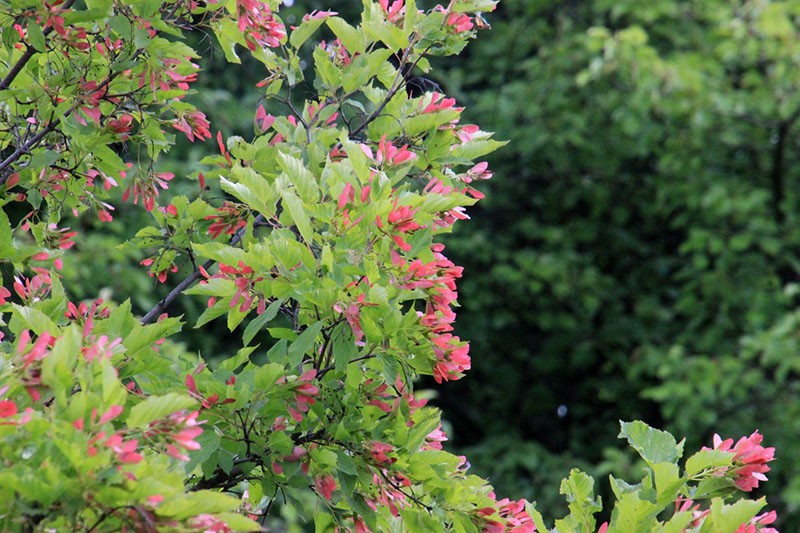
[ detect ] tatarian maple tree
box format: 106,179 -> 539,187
0,0 -> 780,531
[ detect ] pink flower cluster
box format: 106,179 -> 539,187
144,409 -> 205,462
478,494 -> 536,533
704,431 -> 776,492
672,497 -> 778,533
235,0 -> 287,51
393,244 -> 471,383
15,329 -> 57,400
377,199 -> 421,252
122,168 -> 174,212
202,261 -> 267,315
205,202 -> 249,240
0,396 -> 32,427
285,369 -> 319,422
173,110 -> 211,143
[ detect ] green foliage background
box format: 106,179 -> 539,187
59,0 -> 800,528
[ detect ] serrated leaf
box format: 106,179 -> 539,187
124,318 -> 183,357
216,512 -> 262,532
191,242 -> 248,266
40,326 -> 80,397
619,420 -> 684,466
704,497 -> 765,533
685,449 -> 734,477
222,166 -> 277,216
607,492 -> 659,533
214,19 -> 242,63
185,426 -> 221,473
277,152 -> 319,202
127,393 -> 196,428
651,462 -> 683,506
313,45 -> 341,89
558,469 -> 601,531
10,304 -> 59,336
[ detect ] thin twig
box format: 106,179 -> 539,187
140,213 -> 263,324
0,0 -> 76,91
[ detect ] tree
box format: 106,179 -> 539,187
0,0 -> 780,531
437,0 -> 800,529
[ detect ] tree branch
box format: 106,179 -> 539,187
0,0 -> 76,91
140,213 -> 264,324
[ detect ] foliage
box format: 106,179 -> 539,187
0,0 -> 783,531
437,0 -> 800,528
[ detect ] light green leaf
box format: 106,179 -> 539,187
0,209 -> 15,257
10,304 -> 59,336
703,497 -> 765,533
127,393 -> 197,428
279,189 -> 314,244
290,18 -> 325,49
557,469 -> 601,532
619,420 -> 684,466
685,449 -> 734,477
607,492 -> 659,533
157,491 -> 240,519
450,139 -> 508,160
327,17 -> 366,54
277,152 -> 319,203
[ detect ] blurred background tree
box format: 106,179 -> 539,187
437,0 -> 800,528
57,0 -> 800,529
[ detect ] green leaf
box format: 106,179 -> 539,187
124,318 -> 183,358
685,449 -> 734,477
242,300 -> 282,346
277,152 -> 319,203
606,492 -> 659,533
0,209 -> 15,258
185,427 -> 221,473
279,189 -> 314,244
26,21 -> 46,52
364,17 -> 409,51
703,497 -> 765,533
192,242 -> 248,266
557,469 -> 601,532
218,345 -> 257,372
313,45 -> 342,89
222,166 -> 277,216
450,139 -> 507,160
157,491 -> 240,519
288,321 -> 323,367
452,0 -> 499,12
650,462 -> 683,506
194,300 -> 229,329
9,304 -> 59,336
619,420 -> 684,466
40,326 -> 80,398
326,17 -> 366,54
127,393 -> 197,428
214,18 -> 242,64
214,513 -> 262,532
290,18 -> 325,49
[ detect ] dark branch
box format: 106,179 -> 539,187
140,214 -> 264,324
